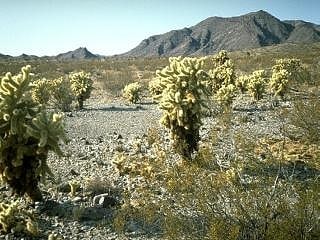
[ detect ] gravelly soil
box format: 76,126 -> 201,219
0,95 -> 287,240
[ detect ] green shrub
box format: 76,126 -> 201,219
0,66 -> 66,201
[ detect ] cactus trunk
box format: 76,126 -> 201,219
5,148 -> 46,202
174,126 -> 200,159
78,96 -> 84,109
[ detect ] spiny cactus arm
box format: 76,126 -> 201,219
26,112 -> 67,156
0,201 -> 38,235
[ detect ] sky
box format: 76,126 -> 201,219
0,0 -> 319,56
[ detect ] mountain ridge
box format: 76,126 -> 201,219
121,10 -> 320,57
0,47 -> 101,61
1,10 -> 320,59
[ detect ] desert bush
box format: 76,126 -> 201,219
50,77 -> 74,112
112,111 -> 320,239
0,66 -> 66,201
69,71 -> 93,109
122,82 -> 142,104
289,92 -> 320,143
151,56 -> 210,159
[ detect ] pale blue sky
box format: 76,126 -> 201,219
0,0 -> 319,56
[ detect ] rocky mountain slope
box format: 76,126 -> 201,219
56,47 -> 99,60
0,47 -> 100,61
122,10 -> 320,57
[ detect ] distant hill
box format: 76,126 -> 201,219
0,53 -> 13,60
56,47 -> 99,60
122,10 -> 320,57
0,47 -> 101,61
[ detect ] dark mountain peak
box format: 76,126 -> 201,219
56,47 -> 98,60
122,10 -> 320,57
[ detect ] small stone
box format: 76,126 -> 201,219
70,169 -> 79,176
93,193 -> 119,208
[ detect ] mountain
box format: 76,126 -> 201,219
0,53 -> 13,60
56,47 -> 99,60
122,10 -> 320,57
0,47 -> 101,61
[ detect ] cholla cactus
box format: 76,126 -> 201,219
31,78 -> 52,105
0,201 -> 38,236
153,56 -> 210,158
148,78 -> 162,100
212,50 -> 229,67
69,71 -> 93,109
0,66 -> 66,201
269,58 -> 304,98
247,70 -> 267,100
209,50 -> 237,105
50,77 -> 74,112
235,75 -> 249,93
123,82 -> 142,104
214,84 -> 236,106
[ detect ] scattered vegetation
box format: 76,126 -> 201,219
0,43 -> 319,239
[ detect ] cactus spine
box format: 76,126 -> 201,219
69,71 -> 93,109
152,56 -> 210,158
0,66 -> 66,201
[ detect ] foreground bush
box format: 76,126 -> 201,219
113,126 -> 320,239
0,66 -> 66,201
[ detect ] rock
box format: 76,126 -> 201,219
70,169 -> 79,176
92,193 -> 119,208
